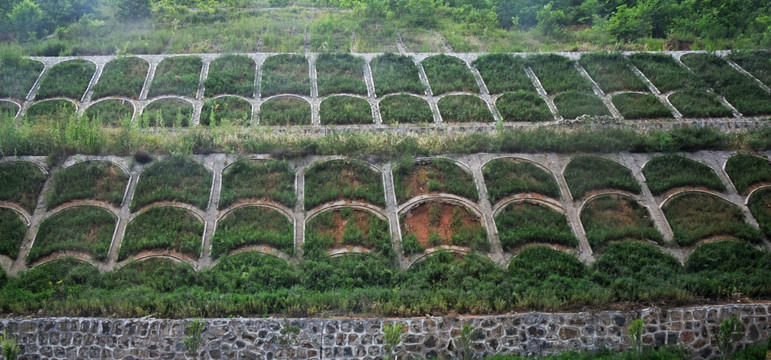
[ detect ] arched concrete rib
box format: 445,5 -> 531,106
114,251 -> 198,271
215,245 -> 293,264
59,156 -> 131,177
492,195 -> 566,218
481,155 -> 562,189
397,194 -> 483,218
128,202 -> 207,223
0,99 -> 21,117
306,200 -> 387,222
27,250 -> 103,269
404,246 -> 470,269
329,246 -> 371,257
577,190 -> 644,214
502,243 -> 578,266
745,184 -> 771,205
81,97 -> 138,121
25,97 -> 80,113
218,200 -> 295,222
306,156 -> 383,176
44,200 -> 121,218
659,189 -> 739,209
0,203 -> 32,225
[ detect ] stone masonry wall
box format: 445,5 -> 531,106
0,303 -> 769,360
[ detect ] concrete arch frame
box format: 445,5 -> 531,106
212,203 -> 296,260
305,203 -> 390,256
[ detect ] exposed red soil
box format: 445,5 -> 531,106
401,202 -> 477,247
316,210 -> 372,248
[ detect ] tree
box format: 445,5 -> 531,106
604,3 -> 651,42
8,0 -> 43,41
114,0 -> 152,20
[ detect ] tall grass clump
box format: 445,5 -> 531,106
0,50 -> 44,99
131,156 -> 212,211
204,55 -> 256,97
422,54 -> 478,95
496,91 -> 553,122
379,94 -> 433,124
370,53 -> 425,96
526,54 -> 594,94
0,161 -> 47,212
663,192 -> 762,246
91,57 -> 148,99
320,96 -> 373,125
140,99 -> 193,128
725,154 -> 771,194
304,208 -> 391,255
580,195 -> 662,249
0,208 -> 26,259
260,54 -> 310,97
628,53 -> 701,92
554,91 -> 611,119
199,252 -> 297,294
119,206 -> 203,260
147,56 -> 203,98
24,100 -> 77,127
642,154 -> 725,195
315,53 -> 367,96
0,102 -> 18,118
483,158 -> 560,202
211,206 -> 293,258
564,156 -> 641,199
685,240 -> 771,298
495,202 -> 577,251
27,206 -> 116,263
394,158 -> 478,203
611,93 -> 672,119
200,97 -> 251,127
35,59 -> 95,100
748,187 -> 771,238
219,159 -> 295,209
258,97 -> 311,126
668,88 -> 733,118
579,53 -> 647,93
84,99 -> 134,127
46,161 -> 128,209
438,95 -> 494,123
304,159 -> 385,209
728,50 -> 771,86
472,54 -> 534,94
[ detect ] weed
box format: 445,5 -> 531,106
628,53 -> 702,92
438,95 -> 494,123
25,100 -> 77,127
258,97 -> 311,126
47,161 -> 128,209
483,158 -> 560,202
663,192 -> 762,246
579,53 -> 648,93
495,91 -> 552,122
201,97 -> 251,127
304,159 -> 385,209
27,205 -> 116,263
147,56 -> 203,98
371,53 -> 425,96
119,206 -> 204,260
183,319 -> 206,359
169,16 -> 262,53
0,208 -> 26,259
319,96 -> 372,125
394,158 -> 478,203
496,202 -> 577,251
0,331 -> 19,360
748,187 -> 771,238
140,98 -> 193,128
84,99 -> 134,127
211,206 -> 294,257
725,154 -> 771,194
422,54 -> 478,95
642,154 -> 725,195
611,93 -> 672,119
220,159 -> 295,208
379,94 -> 433,124
316,53 -> 367,96
91,57 -> 148,100
527,54 -> 594,94
564,156 -> 641,199
131,156 -> 212,211
260,54 -> 310,97
580,194 -> 662,249
36,59 -> 95,100
383,322 -> 405,360
668,88 -> 733,118
728,50 -> 771,87
472,54 -> 534,94
204,55 -> 256,97
629,318 -> 644,355
0,54 -> 43,100
554,91 -> 611,119
0,161 -> 47,212
715,315 -> 742,359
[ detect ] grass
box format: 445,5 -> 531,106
258,97 -> 311,126
211,206 -> 294,258
421,54 -> 478,95
147,56 -> 203,98
0,56 -> 43,100
319,96 -> 372,125
131,156 -> 212,211
315,53 -> 367,96
437,95 -> 494,123
728,50 -> 771,86
685,240 -> 771,298
304,159 -> 384,209
554,91 -> 611,119
139,99 -> 193,128
526,54 -> 594,94
0,208 -> 26,259
642,154 -> 725,195
393,158 -> 478,203
219,159 -> 295,209
260,54 -> 310,97
309,13 -> 354,52
748,187 -> 771,239
35,59 -> 95,100
0,101 -> 18,117
472,54 -> 534,94
627,53 -> 701,93
200,97 -> 252,127
0,161 -> 47,213
611,93 -> 672,119
496,91 -> 553,122
46,161 -> 128,210
483,158 -> 560,202
725,154 -> 771,194
579,53 -> 648,93
668,88 -> 733,118
27,205 -> 115,263
168,16 -> 263,53
379,94 -> 433,125
401,202 -> 488,254
495,202 -> 577,251
83,99 -> 134,127
24,100 -> 77,127
304,208 -> 390,255
580,194 -> 662,249
564,156 -> 641,199
119,206 -> 203,261
91,57 -> 148,100
204,55 -> 256,98
663,192 -> 762,246
370,53 -> 426,96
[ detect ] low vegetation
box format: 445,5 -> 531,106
627,53 -> 701,93
131,156 -> 212,211
437,95 -> 494,123
379,94 -> 433,125
495,202 -> 577,251
0,208 -> 26,259
663,192 -> 762,246
394,158 -> 478,203
305,208 -> 391,255
258,97 -> 311,126
27,206 -> 115,263
0,101 -> 18,118
91,57 -> 148,100
24,100 -> 77,127
564,156 -> 641,199
315,53 -> 367,96
83,99 -> 134,127
472,54 -> 534,94
483,158 -> 560,202
725,154 -> 771,194
211,206 -> 293,258
668,88 -> 733,118
554,91 -> 611,119
46,161 -> 128,209
526,55 -> 594,94
748,187 -> 771,238
219,159 -> 295,209
304,160 -> 385,209
728,50 -> 771,87
200,97 -> 252,127
580,195 -> 662,249
370,53 -> 425,96
147,56 -> 203,98
685,240 -> 771,298
35,59 -> 95,100
0,161 -> 46,213
495,91 -> 553,122
139,98 -> 193,128
401,202 -> 488,254
319,96 -> 372,125
422,54 -> 478,95
119,206 -> 203,261
642,154 -> 725,195
204,55 -> 255,97
260,54 -> 310,97
579,53 -> 647,93
611,93 -> 672,119
0,55 -> 43,100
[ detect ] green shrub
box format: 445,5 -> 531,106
47,161 -> 128,209
685,240 -> 771,298
304,160 -> 385,209
400,202 -> 488,254
301,253 -> 395,290
422,54 -> 478,95
611,93 -> 672,119
496,91 -> 552,122
554,91 -> 611,119
258,97 -> 311,126
119,206 -> 203,260
748,187 -> 771,238
483,158 -> 560,202
24,99 -> 77,127
472,54 -> 534,94
200,97 -> 251,126
0,161 -> 46,212
379,94 -> 433,124
91,57 -> 148,99
211,206 -> 293,258
668,88 -> 733,118
401,251 -> 500,297
394,158 -> 478,203
304,208 -> 391,256
110,258 -> 196,293
320,96 -> 372,125
663,192 -> 762,246
316,53 -> 367,96
579,53 -> 647,93
36,59 -> 95,100
140,98 -> 193,128
728,50 -> 771,87
83,99 -> 134,127
27,205 -> 116,263
220,159 -> 295,209
725,154 -> 771,194
527,54 -> 594,94
581,194 -> 662,249
260,54 -> 310,97
0,208 -> 26,259
642,154 -> 725,195
0,102 -> 18,118
628,53 -> 701,92
204,55 -> 255,97
147,56 -> 203,98
131,156 -> 212,211
199,252 -> 296,293
496,202 -> 577,251
438,95 -> 493,123
370,53 -> 425,96
564,156 -> 641,199
0,55 -> 43,99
